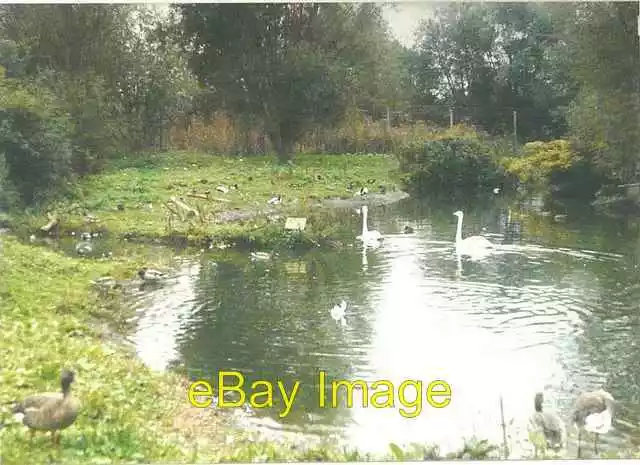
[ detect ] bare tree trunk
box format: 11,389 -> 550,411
268,125 -> 295,164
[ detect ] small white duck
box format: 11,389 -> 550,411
138,267 -> 167,282
330,300 -> 347,326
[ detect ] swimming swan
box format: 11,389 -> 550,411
356,206 -> 382,245
453,210 -> 493,256
330,300 -> 347,326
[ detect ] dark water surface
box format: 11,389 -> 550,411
128,198 -> 640,457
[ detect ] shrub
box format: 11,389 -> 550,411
0,152 -> 20,210
0,78 -> 74,205
501,139 -> 604,199
502,140 -> 576,185
397,137 -> 509,197
39,71 -> 128,175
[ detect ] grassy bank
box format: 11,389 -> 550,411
11,152 -> 403,249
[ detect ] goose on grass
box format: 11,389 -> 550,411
12,369 -> 81,446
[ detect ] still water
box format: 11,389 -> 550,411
130,198 -> 640,457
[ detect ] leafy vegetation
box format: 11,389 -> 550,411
176,4 -> 399,163
0,76 -> 74,205
503,140 -> 577,187
397,135 -> 511,197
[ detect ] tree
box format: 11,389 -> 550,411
176,3 -> 394,163
557,2 -> 640,182
412,3 -> 574,139
0,5 -> 196,173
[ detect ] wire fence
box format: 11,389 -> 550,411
357,104 -> 531,145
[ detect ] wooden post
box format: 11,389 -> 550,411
512,110 -> 518,149
385,106 -> 391,133
449,107 -> 454,128
499,396 -> 509,459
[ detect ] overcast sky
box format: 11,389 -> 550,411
151,2 -> 436,49
382,2 -> 436,48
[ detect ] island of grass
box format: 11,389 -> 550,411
11,152 -> 408,250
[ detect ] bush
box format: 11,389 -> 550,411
397,137 -> 509,197
0,152 -> 20,209
38,71 -> 128,175
502,140 -> 577,186
0,78 -> 74,205
501,139 -> 604,199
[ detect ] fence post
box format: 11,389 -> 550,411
512,110 -> 518,149
385,106 -> 391,133
449,107 -> 454,128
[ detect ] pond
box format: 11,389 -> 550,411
127,197 -> 640,457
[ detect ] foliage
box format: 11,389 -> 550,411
503,139 -> 603,198
397,136 -> 510,198
555,2 -> 640,183
411,3 -> 573,140
39,71 -> 128,175
176,4 -> 399,163
0,151 -> 20,209
0,5 -> 199,181
0,78 -> 73,205
502,139 -> 576,186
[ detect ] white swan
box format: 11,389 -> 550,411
356,206 -> 382,245
330,300 -> 347,326
453,210 -> 493,257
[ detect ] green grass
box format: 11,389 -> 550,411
13,152 -> 402,247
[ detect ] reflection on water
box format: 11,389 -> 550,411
130,199 -> 640,457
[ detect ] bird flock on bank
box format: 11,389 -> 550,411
527,389 -> 617,457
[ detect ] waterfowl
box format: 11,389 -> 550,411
13,369 -> 81,445
138,267 -> 167,282
216,185 -> 229,194
403,225 -> 414,234
573,389 -> 615,457
267,195 -> 281,205
90,276 -> 122,291
528,392 -> 565,452
75,241 -> 93,255
330,300 -> 347,326
250,251 -> 272,261
493,187 -> 501,194
356,206 -> 383,245
453,211 -> 493,258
